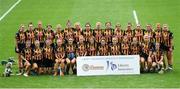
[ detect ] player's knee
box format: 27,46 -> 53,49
55,59 -> 59,63
66,58 -> 70,64
71,58 -> 76,64
26,62 -> 31,67
160,62 -> 164,65
61,59 -> 65,63
33,63 -> 38,69
152,62 -> 156,67
140,58 -> 145,63
147,58 -> 152,63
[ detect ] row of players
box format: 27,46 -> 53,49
15,21 -> 173,76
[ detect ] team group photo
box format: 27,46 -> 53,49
15,21 -> 173,77
0,0 -> 179,88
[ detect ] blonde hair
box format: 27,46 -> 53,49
56,24 -> 62,29
74,22 -> 80,27
96,22 -> 102,26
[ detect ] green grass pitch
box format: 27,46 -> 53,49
0,0 -> 180,88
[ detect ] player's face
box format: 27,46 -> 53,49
106,23 -> 111,29
133,37 -> 138,43
29,25 -> 33,31
75,24 -> 81,30
46,40 -> 51,47
85,24 -> 90,31
136,25 -> 141,30
20,25 -> 25,32
68,38 -> 73,44
112,37 -> 118,45
146,25 -> 151,31
156,23 -> 161,30
26,41 -> 31,48
47,26 -> 52,31
79,36 -> 84,43
155,43 -> 160,50
101,40 -> 106,46
96,23 -> 101,29
143,35 -> 149,42
35,40 -> 40,47
123,36 -> 128,43
163,26 -> 168,31
127,25 -> 131,30
116,24 -> 121,30
57,39 -> 62,46
56,27 -> 61,32
38,22 -> 42,28
89,37 -> 94,44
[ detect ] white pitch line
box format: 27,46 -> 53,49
0,0 -> 21,21
133,10 -> 139,24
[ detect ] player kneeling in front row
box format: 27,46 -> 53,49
20,40 -> 32,77
140,35 -> 154,72
43,39 -> 54,74
54,39 -> 65,76
66,37 -> 77,74
151,43 -> 165,74
32,40 -> 43,75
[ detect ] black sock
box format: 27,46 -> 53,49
19,69 -> 22,73
66,64 -> 70,74
168,64 -> 173,68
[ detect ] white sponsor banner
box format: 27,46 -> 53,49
77,55 -> 140,76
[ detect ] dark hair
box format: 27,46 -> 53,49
46,24 -> 52,28
85,22 -> 91,27
28,22 -> 33,27
105,22 -> 111,26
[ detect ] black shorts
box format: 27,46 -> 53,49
161,44 -> 169,51
40,42 -> 44,48
15,43 -> 25,53
140,53 -> 148,61
67,53 -> 76,60
22,60 -> 32,67
43,58 -> 54,67
33,60 -> 43,67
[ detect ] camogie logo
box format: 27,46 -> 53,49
82,64 -> 104,72
82,64 -> 89,71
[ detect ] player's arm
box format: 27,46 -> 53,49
107,45 -> 110,55
169,32 -> 174,51
159,55 -> 164,63
15,33 -> 19,51
62,51 -> 65,59
75,48 -> 79,57
148,50 -> 152,58
21,55 -> 25,60
32,49 -> 35,59
154,52 -> 158,63
20,53 -> 28,62
97,46 -> 100,56
55,52 -> 58,59
43,48 -> 46,57
84,49 -> 87,56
